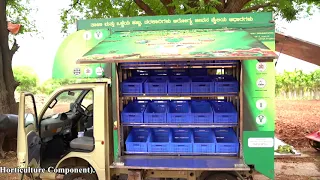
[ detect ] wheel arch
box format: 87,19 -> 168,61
56,156 -> 94,169
55,156 -> 100,179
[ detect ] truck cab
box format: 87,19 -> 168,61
17,83 -> 112,180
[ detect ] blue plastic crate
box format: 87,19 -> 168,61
211,101 -> 238,123
193,128 -> 216,153
215,60 -> 238,63
131,70 -> 150,76
144,76 -> 168,95
144,101 -> 168,123
131,100 -> 150,104
148,128 -> 171,152
167,101 -> 191,123
168,69 -> 189,76
121,62 -> 145,65
165,61 -> 188,65
125,128 -> 150,152
171,128 -> 193,153
144,61 -> 166,65
214,128 -> 239,154
168,76 -> 191,94
121,76 -> 147,94
150,69 -> 169,76
214,127 -> 235,136
121,101 -> 148,123
191,76 -> 214,93
190,101 -> 213,123
213,75 -> 239,93
189,69 -> 207,76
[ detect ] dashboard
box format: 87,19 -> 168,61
40,112 -> 76,139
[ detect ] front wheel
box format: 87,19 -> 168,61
205,173 -> 237,180
309,140 -> 320,151
63,173 -> 98,180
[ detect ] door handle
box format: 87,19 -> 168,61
29,142 -> 39,148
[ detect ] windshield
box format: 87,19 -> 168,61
42,90 -> 83,119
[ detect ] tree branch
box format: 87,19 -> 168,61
240,3 -> 273,12
187,0 -> 198,8
215,0 -> 226,12
160,0 -> 175,15
9,38 -> 19,60
65,0 -> 81,14
224,0 -> 251,13
134,0 -> 156,15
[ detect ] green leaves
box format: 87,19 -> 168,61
275,69 -> 320,99
59,0 -> 320,34
13,66 -> 39,94
6,0 -> 37,34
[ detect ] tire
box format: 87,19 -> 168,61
309,140 -> 320,151
63,173 -> 98,180
206,173 -> 238,180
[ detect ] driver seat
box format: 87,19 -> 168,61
69,117 -> 94,151
70,104 -> 94,151
70,136 -> 94,151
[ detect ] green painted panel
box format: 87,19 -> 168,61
242,26 -> 276,179
113,130 -> 119,160
243,131 -> 275,179
111,63 -> 119,161
77,29 -> 277,63
52,29 -> 111,79
77,12 -> 273,31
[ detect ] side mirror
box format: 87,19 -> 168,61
25,113 -> 35,127
68,91 -> 75,96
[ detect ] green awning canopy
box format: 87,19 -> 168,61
76,29 -> 278,64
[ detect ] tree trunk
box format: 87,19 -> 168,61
300,89 -> 304,99
224,0 -> 250,13
0,0 -> 19,114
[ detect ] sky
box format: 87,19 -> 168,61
11,0 -> 320,83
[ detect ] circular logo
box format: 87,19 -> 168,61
94,30 -> 103,40
256,78 -> 266,88
84,67 -> 92,76
73,68 -> 81,76
256,99 -> 267,110
95,67 -> 104,76
256,62 -> 267,72
83,31 -> 92,40
256,115 -> 267,125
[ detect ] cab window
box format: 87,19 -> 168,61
42,90 -> 82,119
24,95 -> 37,127
81,90 -> 93,108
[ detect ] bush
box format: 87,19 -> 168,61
37,79 -> 77,95
13,66 -> 39,94
37,78 -> 99,95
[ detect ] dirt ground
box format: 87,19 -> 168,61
0,99 -> 319,180
275,99 -> 320,148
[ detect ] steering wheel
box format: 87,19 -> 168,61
74,103 -> 93,117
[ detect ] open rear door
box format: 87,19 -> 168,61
17,92 -> 41,178
76,29 -> 278,64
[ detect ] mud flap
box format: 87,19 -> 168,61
128,170 -> 142,180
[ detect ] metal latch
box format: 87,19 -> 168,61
112,162 -> 124,166
234,164 -> 248,168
